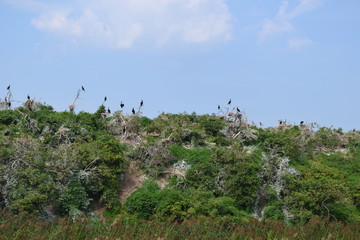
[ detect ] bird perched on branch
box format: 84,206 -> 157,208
228,99 -> 231,105
218,105 -> 220,110
7,85 -> 10,90
82,86 -> 85,91
107,108 -> 111,114
300,121 -> 304,125
120,102 -> 124,109
27,95 -> 30,100
140,100 -> 143,107
132,108 -> 135,115
236,107 -> 240,113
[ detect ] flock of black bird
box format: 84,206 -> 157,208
81,85 -> 143,115
2,85 -> 305,126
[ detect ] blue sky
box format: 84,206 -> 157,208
0,0 -> 359,130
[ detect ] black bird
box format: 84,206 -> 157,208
4,131 -> 12,136
300,121 -> 304,125
27,95 -> 30,100
7,85 -> 10,90
132,108 -> 135,115
8,102 -> 11,107
236,107 -> 240,113
218,105 -> 220,110
120,102 -> 124,109
228,99 -> 231,105
104,96 -> 107,102
123,126 -> 126,134
107,108 -> 111,114
82,86 -> 85,91
279,120 -> 283,124
140,100 -> 143,107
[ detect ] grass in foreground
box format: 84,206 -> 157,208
1,212 -> 360,240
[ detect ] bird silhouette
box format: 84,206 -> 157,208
120,102 -> 124,108
107,108 -> 111,114
218,105 -> 220,110
132,108 -> 135,115
82,86 -> 85,91
7,85 -> 10,90
300,121 -> 304,125
236,107 -> 240,112
140,100 -> 143,107
8,102 -> 11,107
27,95 -> 30,100
279,120 -> 283,124
228,99 -> 231,105
4,131 -> 12,136
104,96 -> 107,102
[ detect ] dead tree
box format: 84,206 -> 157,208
69,87 -> 85,113
25,99 -> 34,111
1,87 -> 13,110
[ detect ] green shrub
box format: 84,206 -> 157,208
169,146 -> 212,165
57,177 -> 90,216
257,127 -> 303,162
156,189 -> 188,220
124,181 -> 160,219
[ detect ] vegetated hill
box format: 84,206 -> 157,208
0,101 -> 359,225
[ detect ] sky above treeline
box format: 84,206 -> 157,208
0,0 -> 359,130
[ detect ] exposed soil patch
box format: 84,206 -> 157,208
118,161 -> 147,204
118,161 -> 188,203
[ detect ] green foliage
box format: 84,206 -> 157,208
311,127 -> 346,149
155,188 -> 188,220
1,104 -> 360,226
262,188 -> 284,220
0,110 -> 20,126
124,181 -> 160,219
57,177 -> 90,216
139,116 -> 152,128
144,113 -> 226,145
221,149 -> 262,211
198,115 -> 225,137
7,168 -> 54,214
257,126 -> 304,162
0,106 -> 127,217
185,189 -> 248,221
169,146 -> 212,165
284,161 -> 359,222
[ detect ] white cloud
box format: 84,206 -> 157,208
29,0 -> 232,48
258,0 -> 324,41
288,37 -> 313,49
258,19 -> 294,41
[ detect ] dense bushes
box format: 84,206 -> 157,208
0,105 -> 127,217
124,181 -> 248,221
1,104 -> 360,226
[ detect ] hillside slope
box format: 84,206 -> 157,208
0,102 -> 359,223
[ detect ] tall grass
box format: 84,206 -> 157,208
1,211 -> 359,240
